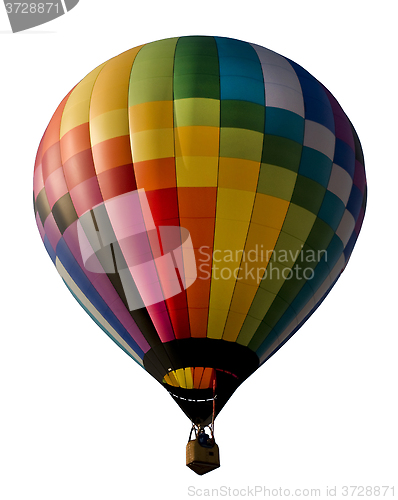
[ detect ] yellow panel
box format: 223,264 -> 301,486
222,310 -> 248,342
175,368 -> 186,388
216,188 -> 255,222
218,157 -> 260,192
129,101 -> 173,133
207,218 -> 250,339
227,281 -> 259,316
176,156 -> 218,187
175,126 -> 219,157
251,194 -> 290,229
130,128 -> 174,162
60,63 -> 106,138
90,109 -> 129,146
207,307 -> 230,340
184,368 -> 194,389
236,223 -> 281,286
90,47 -> 143,119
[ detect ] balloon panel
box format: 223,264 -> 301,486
33,36 -> 366,424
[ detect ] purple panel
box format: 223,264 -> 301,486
43,213 -> 62,251
323,86 -> 355,150
353,160 -> 366,193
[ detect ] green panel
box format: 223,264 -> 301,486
265,107 -> 305,144
305,217 -> 335,252
247,322 -> 273,352
174,98 -> 220,127
236,315 -> 262,346
282,203 -> 316,240
220,100 -> 265,133
219,128 -> 264,161
317,190 -> 346,231
291,175 -> 326,214
129,38 -> 178,104
260,261 -> 291,295
174,74 -> 220,100
261,135 -> 302,172
261,295 -> 290,329
299,146 -> 333,187
276,272 -> 307,305
257,163 -> 297,200
173,36 -> 220,100
272,231 -> 306,268
248,287 -> 277,319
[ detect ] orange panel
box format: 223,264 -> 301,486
193,367 -> 205,389
199,367 -> 214,389
218,157 -> 260,192
188,308 -> 210,338
91,135 -> 133,174
60,123 -> 91,164
129,101 -> 174,133
42,92 -> 71,156
178,187 -> 217,218
134,157 -> 176,191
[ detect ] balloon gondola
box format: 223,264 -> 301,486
33,36 -> 366,474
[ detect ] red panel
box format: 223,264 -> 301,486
92,135 -> 133,174
63,148 -> 96,191
146,188 -> 179,223
96,163 -> 137,201
42,142 -> 62,183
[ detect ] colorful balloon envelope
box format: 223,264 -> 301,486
33,36 -> 366,446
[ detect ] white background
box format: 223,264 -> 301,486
0,1 -> 396,499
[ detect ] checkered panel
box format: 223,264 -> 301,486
33,36 -> 366,385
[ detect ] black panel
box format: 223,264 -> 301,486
51,193 -> 78,234
143,338 -> 259,424
35,188 -> 51,226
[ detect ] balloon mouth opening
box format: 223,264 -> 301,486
162,366 -> 238,390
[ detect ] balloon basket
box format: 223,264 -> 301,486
186,439 -> 220,475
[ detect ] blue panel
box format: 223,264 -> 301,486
307,259 -> 331,293
44,235 -> 56,264
272,306 -> 297,336
288,60 -> 335,133
265,107 -> 305,143
299,146 -> 333,187
255,330 -> 280,360
334,138 -> 355,178
318,190 -> 346,231
215,37 -> 265,105
290,282 -> 314,314
343,231 -> 358,260
325,233 -> 344,270
346,184 -> 363,220
56,238 -> 145,359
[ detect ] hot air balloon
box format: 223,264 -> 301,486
33,36 -> 367,475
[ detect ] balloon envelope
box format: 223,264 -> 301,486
33,36 -> 366,425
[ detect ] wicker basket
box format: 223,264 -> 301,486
186,439 -> 220,475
